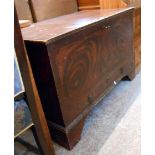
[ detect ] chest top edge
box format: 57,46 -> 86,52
22,7 -> 134,44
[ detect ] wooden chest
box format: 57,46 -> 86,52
22,7 -> 135,150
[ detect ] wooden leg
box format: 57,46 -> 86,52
122,71 -> 136,81
48,117 -> 86,150
127,71 -> 136,81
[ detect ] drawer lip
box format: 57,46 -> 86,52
22,7 -> 134,44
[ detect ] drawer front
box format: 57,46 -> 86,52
48,10 -> 134,125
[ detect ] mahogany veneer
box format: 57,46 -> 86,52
22,7 -> 135,150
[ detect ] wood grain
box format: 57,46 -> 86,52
77,0 -> 99,6
78,5 -> 100,11
77,0 -> 141,73
77,0 -> 127,10
100,0 -> 127,9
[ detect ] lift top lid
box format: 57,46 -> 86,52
22,7 -> 134,44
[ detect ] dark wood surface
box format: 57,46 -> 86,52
71,1 -> 141,73
22,7 -> 134,42
23,7 -> 135,150
14,6 -> 55,155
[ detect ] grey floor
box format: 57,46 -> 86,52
15,72 -> 141,155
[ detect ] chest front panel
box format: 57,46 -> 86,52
48,11 -> 134,125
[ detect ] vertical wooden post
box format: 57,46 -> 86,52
14,5 -> 55,155
100,0 -> 127,9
